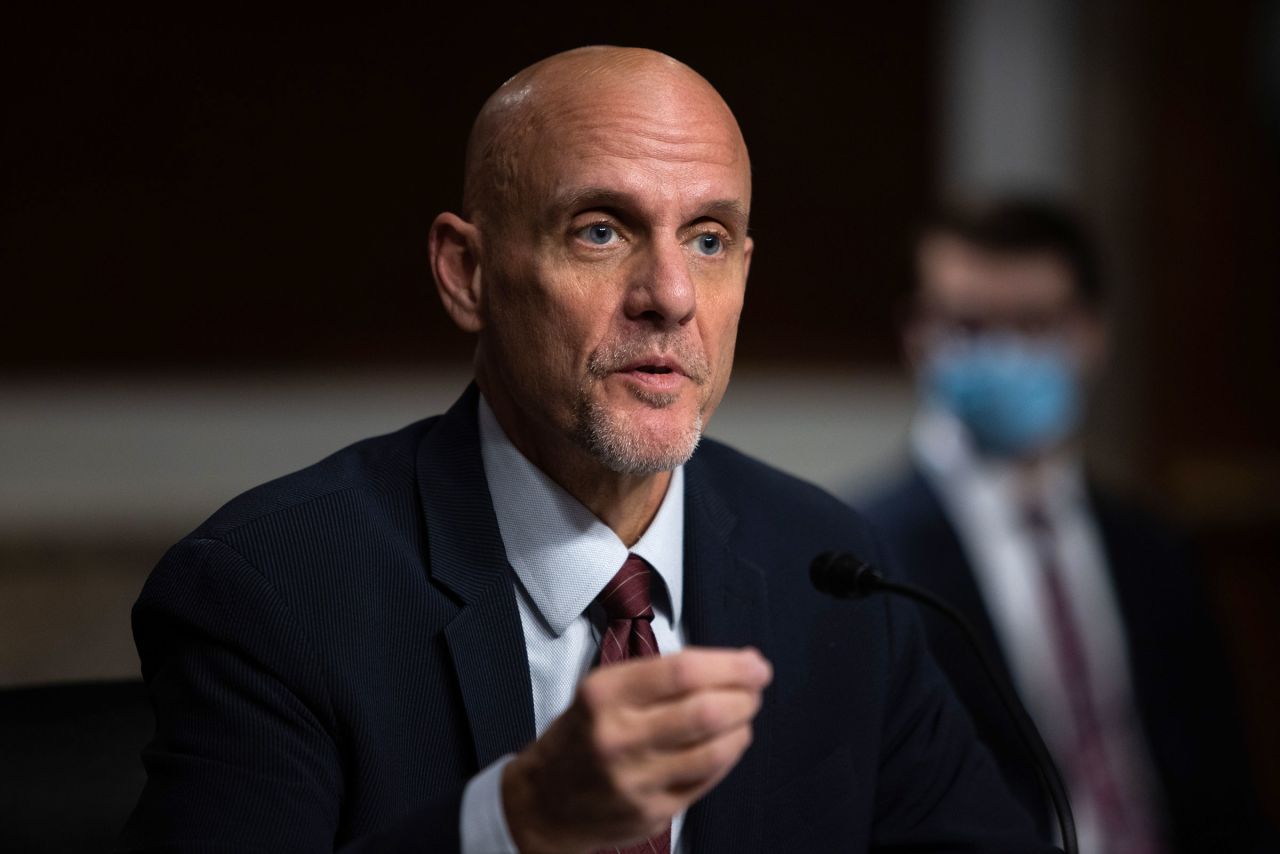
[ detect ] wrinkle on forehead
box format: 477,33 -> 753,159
463,47 -> 750,226
550,100 -> 743,167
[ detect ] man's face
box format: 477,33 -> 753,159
909,234 -> 1103,370
904,233 -> 1107,457
475,74 -> 753,475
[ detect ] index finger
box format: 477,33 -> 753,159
584,647 -> 772,707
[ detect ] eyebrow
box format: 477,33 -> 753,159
547,187 -> 750,233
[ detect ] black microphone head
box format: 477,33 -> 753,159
810,551 -> 884,600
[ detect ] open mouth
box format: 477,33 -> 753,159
616,361 -> 685,392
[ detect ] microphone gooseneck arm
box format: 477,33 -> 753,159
810,551 -> 1078,854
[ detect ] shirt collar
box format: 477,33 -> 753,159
477,394 -> 685,637
911,404 -> 1087,516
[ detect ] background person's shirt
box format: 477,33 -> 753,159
911,406 -> 1165,852
461,395 -> 688,852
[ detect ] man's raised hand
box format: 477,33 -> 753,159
501,647 -> 772,854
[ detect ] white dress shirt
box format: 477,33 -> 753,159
461,395 -> 689,853
911,406 -> 1165,853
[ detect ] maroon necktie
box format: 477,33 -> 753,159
592,554 -> 671,854
1023,505 -> 1162,854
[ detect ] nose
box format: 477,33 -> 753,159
624,239 -> 696,328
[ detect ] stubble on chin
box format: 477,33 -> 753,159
570,334 -> 710,475
571,392 -> 704,476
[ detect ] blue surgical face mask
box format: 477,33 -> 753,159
922,334 -> 1082,457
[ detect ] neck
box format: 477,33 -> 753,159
1008,438 -> 1079,498
478,380 -> 672,547
554,459 -> 672,547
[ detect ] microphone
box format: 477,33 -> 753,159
811,551 -> 1078,854
810,551 -> 887,599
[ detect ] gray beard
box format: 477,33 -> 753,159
571,332 -> 711,474
572,390 -> 703,475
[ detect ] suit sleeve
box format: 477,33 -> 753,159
869,569 -> 1060,851
117,537 -> 464,853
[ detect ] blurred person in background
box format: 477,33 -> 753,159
854,198 -> 1277,853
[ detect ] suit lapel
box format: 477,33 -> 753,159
681,457 -> 770,853
415,390 -> 772,842
908,468 -> 1019,687
416,384 -> 537,768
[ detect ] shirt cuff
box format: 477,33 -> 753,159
460,753 -> 519,854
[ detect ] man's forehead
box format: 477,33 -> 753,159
920,236 -> 1075,311
464,47 -> 751,227
525,93 -> 750,213
544,99 -> 744,158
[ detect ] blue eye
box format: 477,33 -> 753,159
582,224 -> 616,245
695,233 -> 723,256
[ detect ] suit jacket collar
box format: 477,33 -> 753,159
681,453 -> 771,853
416,384 -> 538,767
416,386 -> 772,848
903,465 -> 1019,689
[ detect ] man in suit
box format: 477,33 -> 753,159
120,48 -> 1054,852
856,199 -> 1274,853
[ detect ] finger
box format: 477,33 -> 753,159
592,723 -> 754,829
590,687 -> 761,760
583,647 -> 771,708
624,686 -> 763,751
646,722 -> 754,793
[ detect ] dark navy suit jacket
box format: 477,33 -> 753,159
120,387 -> 1054,852
859,466 -> 1277,854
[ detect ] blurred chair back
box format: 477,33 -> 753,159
0,680 -> 151,854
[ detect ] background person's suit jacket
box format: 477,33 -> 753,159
119,386 -> 1054,852
859,466 -> 1277,853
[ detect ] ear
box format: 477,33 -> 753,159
429,211 -> 485,333
742,235 -> 754,282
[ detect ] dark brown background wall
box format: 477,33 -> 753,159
2,7 -> 938,371
1121,0 -> 1280,816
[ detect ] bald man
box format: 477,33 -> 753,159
120,48 -> 1054,853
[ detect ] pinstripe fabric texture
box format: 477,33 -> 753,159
594,554 -> 670,854
120,384 -> 1056,852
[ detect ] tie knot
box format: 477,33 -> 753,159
597,554 -> 655,622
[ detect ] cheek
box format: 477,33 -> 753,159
704,285 -> 745,361
541,272 -> 611,360
698,285 -> 745,413
488,264 -> 611,385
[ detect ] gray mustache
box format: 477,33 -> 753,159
587,335 -> 711,384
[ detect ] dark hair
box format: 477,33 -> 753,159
921,197 -> 1105,307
